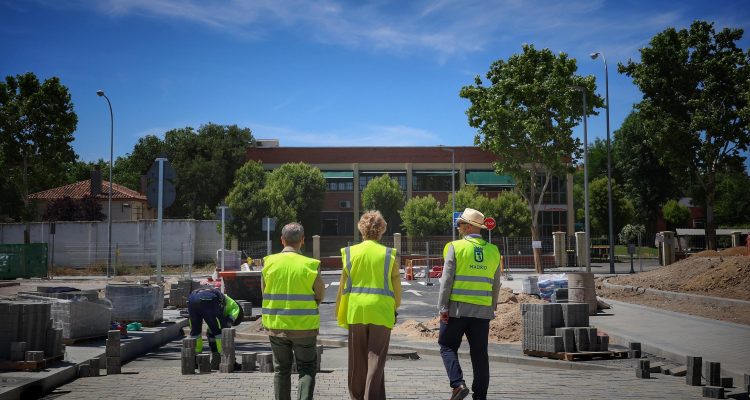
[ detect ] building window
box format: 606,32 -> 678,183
359,172 -> 406,192
540,210 -> 567,237
323,171 -> 354,192
412,171 -> 457,191
537,174 -> 567,205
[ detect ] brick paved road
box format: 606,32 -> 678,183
41,338 -> 709,399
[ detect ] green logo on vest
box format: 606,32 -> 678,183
474,247 -> 484,262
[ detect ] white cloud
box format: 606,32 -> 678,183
53,0 -> 709,60
249,122 -> 439,147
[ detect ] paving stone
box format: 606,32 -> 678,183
636,369 -> 650,379
720,377 -> 732,388
702,386 -> 725,399
197,354 -> 211,373
705,361 -> 721,387
25,350 -> 45,362
686,356 -> 702,386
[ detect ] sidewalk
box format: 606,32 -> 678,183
591,298 -> 750,382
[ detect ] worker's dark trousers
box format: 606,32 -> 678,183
187,292 -> 226,352
438,317 -> 490,400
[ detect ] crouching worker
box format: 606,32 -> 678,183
262,222 -> 325,400
187,287 -> 243,369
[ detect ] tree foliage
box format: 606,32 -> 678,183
361,175 -> 404,233
488,191 -> 532,237
618,224 -> 646,245
42,195 -> 105,221
662,199 -> 690,230
589,177 -> 634,236
400,195 -> 447,237
618,20 -> 750,249
225,161 -> 270,240
264,162 -> 326,234
613,111 -> 681,230
460,44 -> 603,272
0,72 -> 78,221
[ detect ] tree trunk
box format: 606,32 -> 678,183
22,154 -> 30,244
531,224 -> 543,274
705,191 -> 717,250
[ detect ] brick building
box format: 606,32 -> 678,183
246,140 -> 574,240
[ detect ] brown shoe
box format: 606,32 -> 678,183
449,384 -> 469,400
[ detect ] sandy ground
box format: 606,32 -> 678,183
392,288 -> 544,343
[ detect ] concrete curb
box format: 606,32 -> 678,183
601,279 -> 750,309
235,333 -> 622,372
0,317 -> 189,400
594,298 -> 748,383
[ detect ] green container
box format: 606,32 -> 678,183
0,244 -> 49,279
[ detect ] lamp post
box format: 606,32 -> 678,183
96,90 -> 114,279
590,51 -> 616,274
570,86 -> 591,272
441,147 -> 456,241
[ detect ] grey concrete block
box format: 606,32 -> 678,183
720,377 -> 732,388
705,362 -> 721,387
545,336 -> 564,353
219,362 -> 234,373
648,362 -> 664,373
88,358 -> 100,376
559,303 -> 589,327
629,350 -> 641,359
106,356 -> 122,374
107,330 -> 121,342
105,339 -> 120,357
211,352 -> 221,370
555,327 -> 576,353
197,354 -> 211,373
665,365 -> 687,377
599,335 -> 609,351
636,369 -> 650,379
639,359 -> 651,371
574,328 -> 589,352
702,386 -> 725,399
182,337 -> 197,350
587,328 -> 598,351
181,351 -> 196,375
687,356 -> 702,386
77,363 -> 92,377
10,341 -> 26,361
241,352 -> 256,371
628,342 -> 641,351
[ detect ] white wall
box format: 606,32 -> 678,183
0,220 -> 222,268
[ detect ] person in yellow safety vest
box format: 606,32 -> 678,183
262,222 -> 325,400
437,208 -> 501,400
335,210 -> 401,400
187,287 -> 243,369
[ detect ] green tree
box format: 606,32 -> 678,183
613,111 -> 681,231
619,21 -> 750,249
618,224 -> 646,245
361,175 -> 404,233
460,44 -> 603,272
447,185 -> 488,214
486,191 -> 532,237
112,135 -> 166,191
0,73 -> 78,224
662,199 -> 690,230
400,195 -> 448,237
225,161 -> 270,240
263,162 -> 326,235
589,177 -> 634,236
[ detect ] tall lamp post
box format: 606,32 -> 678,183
441,147 -> 456,241
570,86 -> 591,272
96,90 -> 114,279
590,51 -> 616,274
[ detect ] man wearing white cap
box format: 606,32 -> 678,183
437,208 -> 502,400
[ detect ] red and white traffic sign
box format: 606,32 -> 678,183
484,217 -> 496,230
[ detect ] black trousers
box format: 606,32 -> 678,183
438,316 -> 490,400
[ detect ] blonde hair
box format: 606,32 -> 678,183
358,210 -> 387,241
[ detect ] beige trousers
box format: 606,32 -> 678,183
347,324 -> 391,400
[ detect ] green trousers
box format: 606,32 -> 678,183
269,335 -> 318,400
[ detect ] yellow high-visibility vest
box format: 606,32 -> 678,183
445,237 -> 500,306
338,240 -> 397,329
261,252 -> 320,330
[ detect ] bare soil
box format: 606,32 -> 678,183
392,288 -> 545,343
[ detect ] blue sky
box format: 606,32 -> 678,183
1,0 -> 749,166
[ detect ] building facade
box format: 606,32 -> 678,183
246,140 -> 574,240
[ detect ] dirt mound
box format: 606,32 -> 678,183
392,288 -> 545,343
607,255 -> 750,301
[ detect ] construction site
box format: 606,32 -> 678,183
0,235 -> 747,400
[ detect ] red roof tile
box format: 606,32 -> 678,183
28,180 -> 147,201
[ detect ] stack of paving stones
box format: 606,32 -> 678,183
237,301 -> 253,320
106,330 -> 122,374
636,359 -> 650,379
181,337 -> 196,375
258,352 -> 274,373
745,374 -> 750,394
17,292 -> 111,341
77,358 -> 103,378
521,303 -> 608,353
628,342 -> 642,358
219,328 -> 236,373
241,352 -> 257,372
168,279 -> 201,308
0,300 -> 65,362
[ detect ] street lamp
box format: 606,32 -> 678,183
570,86 -> 591,272
590,51 -> 616,274
97,90 -> 114,279
440,146 -> 456,241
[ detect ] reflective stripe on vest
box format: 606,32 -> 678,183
447,237 -> 500,307
339,241 -> 397,329
261,252 -> 320,330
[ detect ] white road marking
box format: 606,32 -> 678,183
401,281 -> 411,286
404,289 -> 423,297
